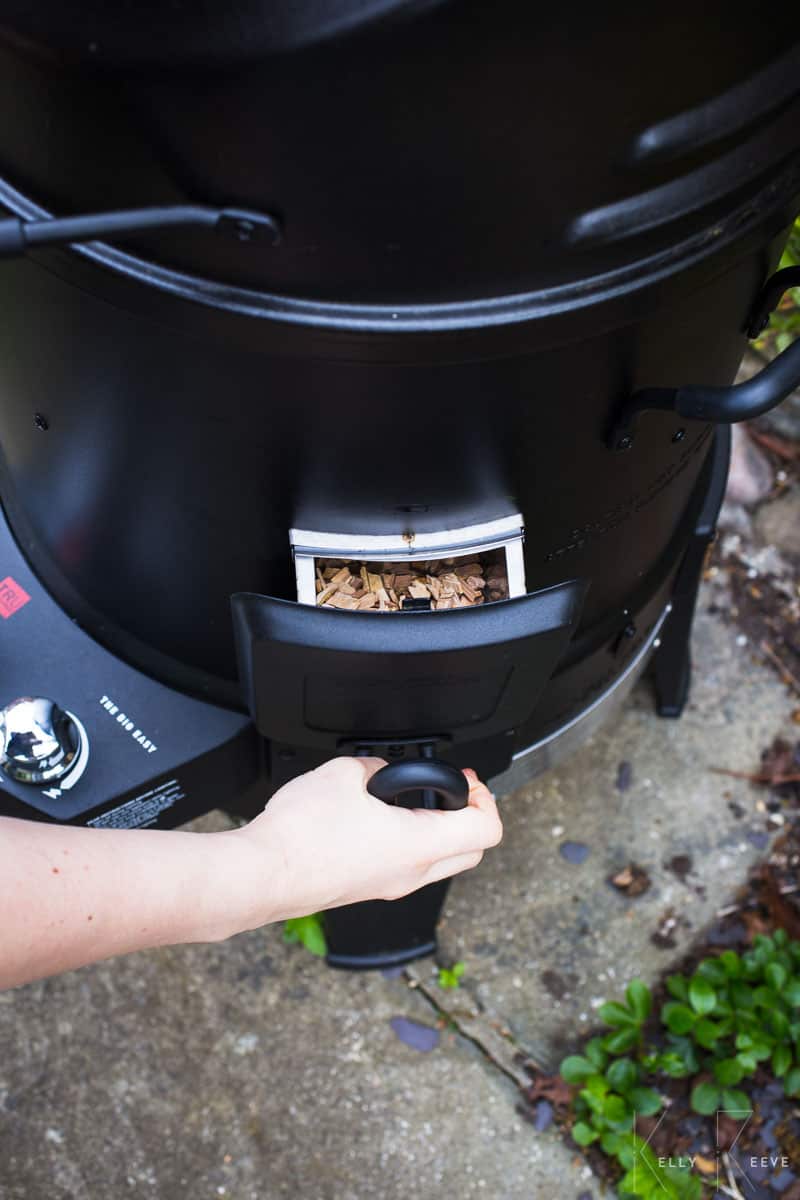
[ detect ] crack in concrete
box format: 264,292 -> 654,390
402,967 -> 538,1090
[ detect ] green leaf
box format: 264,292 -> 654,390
571,1120 -> 599,1146
437,961 -> 466,990
737,1051 -> 758,1071
775,929 -> 789,947
584,1037 -> 608,1071
693,1019 -> 723,1049
690,1081 -> 721,1114
603,1094 -> 631,1124
731,981 -> 755,1008
560,1055 -> 596,1084
630,1086 -> 662,1116
719,950 -> 743,978
583,1073 -> 610,1099
603,1027 -> 640,1054
767,960 -> 791,988
580,1088 -> 606,1116
662,1002 -> 696,1035
785,1067 -> 800,1097
721,1088 -> 751,1114
773,1044 -> 792,1077
626,979 -> 652,1023
689,976 -> 716,1015
666,974 -> 689,1002
713,1058 -> 744,1086
770,1010 -> 790,1039
606,1057 -> 638,1092
282,913 -> 327,956
785,978 -> 800,1006
696,959 -> 728,987
598,1001 -> 637,1028
666,1034 -> 700,1075
600,1130 -> 622,1155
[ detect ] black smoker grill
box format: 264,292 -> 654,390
1,3 -> 799,967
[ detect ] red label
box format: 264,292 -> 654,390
0,576 -> 31,619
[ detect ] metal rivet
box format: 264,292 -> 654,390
34,413 -> 49,431
616,434 -> 633,451
672,428 -> 686,443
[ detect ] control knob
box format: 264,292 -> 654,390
0,697 -> 85,785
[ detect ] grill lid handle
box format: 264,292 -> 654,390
0,204 -> 281,258
366,759 -> 469,811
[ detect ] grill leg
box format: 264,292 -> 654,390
324,879 -> 450,970
653,425 -> 730,718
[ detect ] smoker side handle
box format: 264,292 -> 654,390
608,263 -> 800,451
609,334 -> 800,450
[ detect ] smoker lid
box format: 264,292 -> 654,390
0,0 -> 440,63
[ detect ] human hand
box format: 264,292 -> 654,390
226,757 -> 503,934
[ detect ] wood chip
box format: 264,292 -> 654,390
328,592 -> 358,609
317,582 -> 340,605
314,552 -> 509,612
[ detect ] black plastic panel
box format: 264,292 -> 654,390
231,581 -> 586,749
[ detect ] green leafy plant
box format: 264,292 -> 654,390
658,931 -> 800,1110
438,961 -> 466,990
561,982 -> 700,1199
559,930 -> 800,1199
282,913 -> 327,957
755,215 -> 800,354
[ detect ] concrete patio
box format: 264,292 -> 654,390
1,471 -> 798,1200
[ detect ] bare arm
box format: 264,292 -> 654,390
0,758 -> 502,990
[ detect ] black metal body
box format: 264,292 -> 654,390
0,5 -> 799,965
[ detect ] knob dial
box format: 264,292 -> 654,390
0,697 -> 84,785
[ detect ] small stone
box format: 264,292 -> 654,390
725,423 -> 773,506
389,1017 -> 440,1052
615,761 -> 633,792
609,863 -> 651,897
559,841 -> 590,865
533,1100 -> 553,1131
746,830 -> 770,850
381,966 -> 405,979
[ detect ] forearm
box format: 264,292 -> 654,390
0,759 -> 502,991
0,817 -> 260,990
